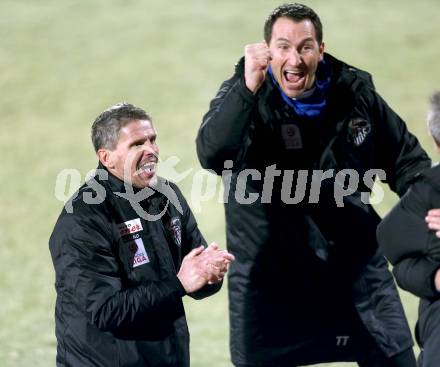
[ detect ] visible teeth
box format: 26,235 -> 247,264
141,162 -> 155,173
285,70 -> 302,75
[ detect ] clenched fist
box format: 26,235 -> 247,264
244,42 -> 271,94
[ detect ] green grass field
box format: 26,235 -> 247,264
1,0 -> 439,365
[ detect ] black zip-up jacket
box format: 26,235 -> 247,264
377,165 -> 440,348
196,53 -> 430,365
49,166 -> 221,367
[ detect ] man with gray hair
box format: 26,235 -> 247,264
49,103 -> 235,367
378,92 -> 440,367
427,92 -> 440,148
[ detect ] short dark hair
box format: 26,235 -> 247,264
91,103 -> 152,152
428,91 -> 440,145
264,3 -> 323,44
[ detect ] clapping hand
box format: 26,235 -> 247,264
177,242 -> 235,293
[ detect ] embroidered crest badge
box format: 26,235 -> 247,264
167,217 -> 182,247
281,124 -> 303,149
348,118 -> 371,146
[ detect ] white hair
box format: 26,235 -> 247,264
428,91 -> 440,144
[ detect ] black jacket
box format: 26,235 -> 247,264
49,166 -> 221,367
378,165 -> 440,347
196,53 -> 430,365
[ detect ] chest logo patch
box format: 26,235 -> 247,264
117,218 -> 143,237
281,124 -> 303,149
128,238 -> 150,268
348,118 -> 371,146
167,217 -> 182,247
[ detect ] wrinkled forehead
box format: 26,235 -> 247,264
119,119 -> 156,142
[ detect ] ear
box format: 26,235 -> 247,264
428,128 -> 440,153
434,139 -> 440,154
97,148 -> 114,169
319,41 -> 325,60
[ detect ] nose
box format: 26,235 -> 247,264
287,49 -> 302,66
142,140 -> 159,157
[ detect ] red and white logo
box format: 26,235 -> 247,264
117,218 -> 143,237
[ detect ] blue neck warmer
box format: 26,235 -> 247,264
268,59 -> 331,118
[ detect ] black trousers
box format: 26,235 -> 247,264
235,347 -> 415,367
232,266 -> 417,367
234,317 -> 416,367
235,348 -> 415,367
357,347 -> 416,367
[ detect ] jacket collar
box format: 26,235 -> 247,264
97,161 -> 126,194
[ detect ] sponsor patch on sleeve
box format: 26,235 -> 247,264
117,218 -> 143,236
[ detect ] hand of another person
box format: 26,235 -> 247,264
426,209 -> 440,238
435,268 -> 440,292
244,42 -> 271,94
177,244 -> 235,293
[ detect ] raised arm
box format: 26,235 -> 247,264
196,71 -> 257,173
196,44 -> 271,174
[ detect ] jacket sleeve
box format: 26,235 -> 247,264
392,257 -> 440,299
371,90 -> 431,196
196,67 -> 258,174
377,180 -> 440,299
377,181 -> 433,263
173,183 -> 223,300
49,210 -> 186,333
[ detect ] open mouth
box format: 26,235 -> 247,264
284,70 -> 305,84
135,160 -> 157,177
